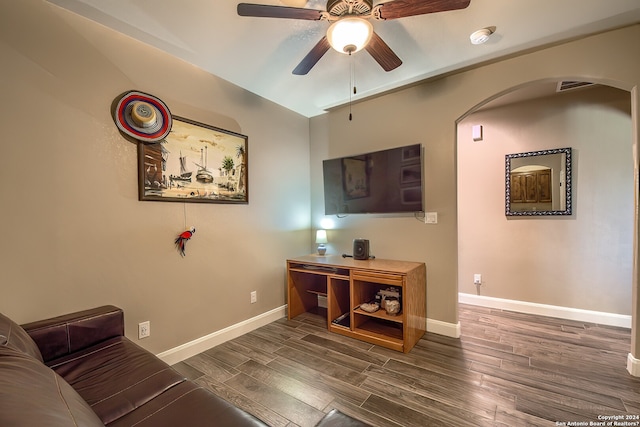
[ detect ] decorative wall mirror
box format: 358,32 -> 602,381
505,147 -> 572,216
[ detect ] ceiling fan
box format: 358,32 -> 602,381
237,0 -> 471,75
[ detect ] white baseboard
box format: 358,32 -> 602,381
157,305 -> 287,365
427,318 -> 461,338
459,293 -> 631,329
628,353 -> 640,377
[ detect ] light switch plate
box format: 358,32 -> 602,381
472,125 -> 483,141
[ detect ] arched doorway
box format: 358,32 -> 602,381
456,79 -> 637,375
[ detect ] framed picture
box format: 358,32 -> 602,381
138,117 -> 248,203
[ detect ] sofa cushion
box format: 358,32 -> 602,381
48,336 -> 187,425
107,381 -> 267,427
0,312 -> 43,362
0,346 -> 104,427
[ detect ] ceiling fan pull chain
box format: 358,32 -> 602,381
349,52 -> 357,121
353,55 -> 357,95
349,52 -> 353,121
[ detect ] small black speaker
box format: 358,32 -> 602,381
353,239 -> 370,260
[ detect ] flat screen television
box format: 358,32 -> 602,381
322,144 -> 423,215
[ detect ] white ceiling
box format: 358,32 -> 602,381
48,0 -> 640,117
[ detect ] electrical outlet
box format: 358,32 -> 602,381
425,212 -> 438,224
474,274 -> 482,285
138,321 -> 150,339
250,291 -> 257,304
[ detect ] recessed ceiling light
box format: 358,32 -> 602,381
470,27 -> 495,45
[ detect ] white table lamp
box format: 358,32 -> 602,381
315,230 -> 328,255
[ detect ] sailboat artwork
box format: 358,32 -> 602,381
169,152 -> 192,183
138,117 -> 248,204
195,147 -> 214,183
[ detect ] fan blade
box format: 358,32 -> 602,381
237,3 -> 324,20
293,36 -> 331,75
365,32 -> 402,72
376,0 -> 470,20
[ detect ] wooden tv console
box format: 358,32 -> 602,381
286,255 -> 426,353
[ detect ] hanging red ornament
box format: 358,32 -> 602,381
174,227 -> 195,257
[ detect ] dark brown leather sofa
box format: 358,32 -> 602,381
0,305 -> 267,427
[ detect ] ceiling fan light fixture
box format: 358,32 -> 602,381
327,17 -> 373,54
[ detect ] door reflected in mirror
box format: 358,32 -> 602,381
505,147 -> 572,216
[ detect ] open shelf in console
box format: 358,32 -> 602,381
353,316 -> 403,342
287,270 -> 327,319
351,312 -> 404,351
351,271 -> 404,348
328,276 -> 350,329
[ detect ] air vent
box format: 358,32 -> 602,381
556,81 -> 595,92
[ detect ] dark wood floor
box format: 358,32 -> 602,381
173,304 -> 640,426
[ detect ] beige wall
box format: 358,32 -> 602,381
310,25 -> 640,355
458,86 -> 633,314
0,0 -> 310,354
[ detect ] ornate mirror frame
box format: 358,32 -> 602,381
505,147 -> 572,216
